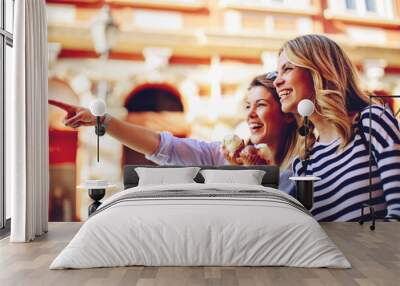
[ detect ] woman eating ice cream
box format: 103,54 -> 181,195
49,74 -> 298,194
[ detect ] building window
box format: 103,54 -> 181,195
345,0 -> 356,10
296,17 -> 313,34
219,0 -> 311,9
333,0 -> 394,17
1,0 -> 14,232
224,10 -> 242,33
365,0 -> 377,12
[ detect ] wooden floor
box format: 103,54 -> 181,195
0,222 -> 399,286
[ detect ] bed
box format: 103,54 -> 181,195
50,165 -> 350,269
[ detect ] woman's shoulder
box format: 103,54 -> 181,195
358,104 -> 398,127
359,104 -> 386,117
358,103 -> 400,119
358,104 -> 400,146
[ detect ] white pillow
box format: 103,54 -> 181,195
135,167 -> 200,186
200,169 -> 266,185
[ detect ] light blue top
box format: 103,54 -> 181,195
146,131 -> 295,195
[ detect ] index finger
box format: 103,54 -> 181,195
48,99 -> 77,113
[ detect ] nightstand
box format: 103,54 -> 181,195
77,181 -> 116,216
289,176 -> 321,210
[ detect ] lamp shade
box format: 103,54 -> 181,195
297,99 -> 314,117
90,99 -> 106,116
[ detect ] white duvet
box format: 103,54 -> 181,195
50,183 -> 351,269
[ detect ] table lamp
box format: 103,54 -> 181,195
290,99 -> 320,210
89,99 -> 106,162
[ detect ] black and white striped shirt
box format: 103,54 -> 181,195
293,105 -> 400,221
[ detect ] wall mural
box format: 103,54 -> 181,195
46,0 -> 400,222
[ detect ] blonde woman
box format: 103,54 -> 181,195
273,34 -> 400,221
49,74 -> 298,193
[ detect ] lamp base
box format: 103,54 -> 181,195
88,188 -> 106,216
295,180 -> 314,210
359,203 -> 376,231
289,176 -> 320,210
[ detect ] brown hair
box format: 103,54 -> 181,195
248,74 -> 298,171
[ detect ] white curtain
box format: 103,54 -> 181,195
8,0 -> 49,242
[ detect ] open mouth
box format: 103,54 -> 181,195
279,89 -> 292,103
249,122 -> 264,133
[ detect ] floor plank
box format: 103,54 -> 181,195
0,222 -> 399,286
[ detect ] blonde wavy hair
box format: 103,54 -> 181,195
279,34 -> 376,158
248,74 -> 298,171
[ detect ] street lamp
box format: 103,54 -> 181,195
90,5 -> 118,59
90,5 -> 118,101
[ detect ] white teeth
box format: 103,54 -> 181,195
250,123 -> 263,128
279,89 -> 292,98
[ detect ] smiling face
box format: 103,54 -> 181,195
245,85 -> 289,145
273,50 -> 315,114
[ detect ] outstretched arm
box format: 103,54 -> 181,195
48,99 -> 160,155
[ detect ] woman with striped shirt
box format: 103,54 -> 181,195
273,34 -> 400,221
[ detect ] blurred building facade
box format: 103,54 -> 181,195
46,0 -> 400,221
